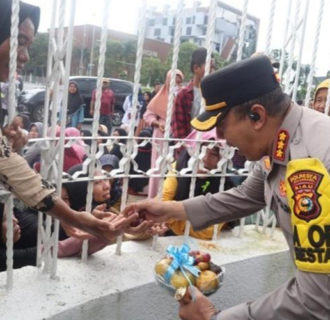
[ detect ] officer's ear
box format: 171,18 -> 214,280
248,104 -> 266,130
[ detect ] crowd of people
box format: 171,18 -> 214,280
1,0 -> 330,319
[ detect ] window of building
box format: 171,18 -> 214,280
186,17 -> 192,24
192,16 -> 195,24
169,26 -> 174,36
186,26 -> 192,35
154,28 -> 161,36
162,18 -> 167,25
148,19 -> 155,27
204,15 -> 208,24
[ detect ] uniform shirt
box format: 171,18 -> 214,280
183,103 -> 330,319
0,131 -> 56,211
91,88 -> 115,116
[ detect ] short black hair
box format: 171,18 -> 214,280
190,47 -> 207,73
232,87 -> 290,119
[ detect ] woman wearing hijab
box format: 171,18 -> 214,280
66,81 -> 85,129
313,79 -> 330,115
23,121 -> 43,166
109,127 -> 127,160
0,0 -> 141,243
162,129 -> 234,240
143,69 -> 184,198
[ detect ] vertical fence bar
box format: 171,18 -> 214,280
304,0 -> 325,108
236,0 -> 248,61
51,0 -> 76,277
5,0 -> 20,290
279,0 -> 292,81
292,0 -> 309,102
151,0 -> 184,249
265,0 -> 277,55
284,0 -> 301,94
116,0 -> 147,255
81,0 -> 111,261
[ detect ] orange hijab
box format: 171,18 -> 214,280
147,69 -> 184,120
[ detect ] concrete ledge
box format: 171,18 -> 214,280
0,226 -> 294,319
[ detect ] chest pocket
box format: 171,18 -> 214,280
286,158 -> 330,273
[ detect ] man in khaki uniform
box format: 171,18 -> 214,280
124,55 -> 330,319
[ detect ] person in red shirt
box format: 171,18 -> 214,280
171,48 -> 207,140
90,78 -> 115,134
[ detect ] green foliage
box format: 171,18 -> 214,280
212,51 -> 230,71
91,39 -> 138,79
141,56 -> 169,86
24,33 -> 49,77
177,41 -> 198,79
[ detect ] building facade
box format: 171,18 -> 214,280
145,1 -> 259,60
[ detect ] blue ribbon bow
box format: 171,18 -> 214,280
163,243 -> 200,283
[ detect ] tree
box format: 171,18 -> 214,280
24,32 -> 49,77
141,56 -> 168,86
177,41 -> 198,79
212,51 -> 229,71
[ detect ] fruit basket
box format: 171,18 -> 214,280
154,244 -> 225,296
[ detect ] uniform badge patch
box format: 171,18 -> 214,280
273,130 -> 289,161
287,170 -> 323,222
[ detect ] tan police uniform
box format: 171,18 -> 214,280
184,103 -> 330,320
0,131 -> 56,211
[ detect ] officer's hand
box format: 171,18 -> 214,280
122,199 -> 187,224
178,287 -> 218,320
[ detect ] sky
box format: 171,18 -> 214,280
25,0 -> 330,76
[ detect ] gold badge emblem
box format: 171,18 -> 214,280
287,170 -> 323,222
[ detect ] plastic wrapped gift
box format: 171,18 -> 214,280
154,243 -> 224,296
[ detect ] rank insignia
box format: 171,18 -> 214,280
287,170 -> 323,222
274,130 -> 289,161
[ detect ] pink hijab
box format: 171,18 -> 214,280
56,127 -> 86,171
184,128 -> 224,156
147,69 -> 184,120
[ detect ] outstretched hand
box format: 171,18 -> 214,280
122,199 -> 186,224
2,118 -> 28,151
178,287 -> 218,320
61,221 -> 94,240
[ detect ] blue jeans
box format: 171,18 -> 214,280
99,114 -> 112,134
69,106 -> 85,128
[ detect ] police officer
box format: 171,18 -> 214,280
124,55 -> 330,319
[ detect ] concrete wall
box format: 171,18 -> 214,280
0,228 -> 292,320
49,251 -> 294,320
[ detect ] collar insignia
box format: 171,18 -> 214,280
274,129 -> 289,161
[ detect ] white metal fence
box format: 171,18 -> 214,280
2,0 -> 329,290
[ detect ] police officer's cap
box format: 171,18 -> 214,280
191,55 -> 280,131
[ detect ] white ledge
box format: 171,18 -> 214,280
0,226 -> 291,320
